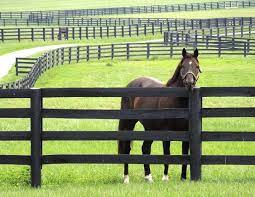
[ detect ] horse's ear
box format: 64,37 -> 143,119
194,48 -> 199,58
182,48 -> 186,57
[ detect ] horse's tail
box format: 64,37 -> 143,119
118,97 -> 136,154
118,89 -> 137,154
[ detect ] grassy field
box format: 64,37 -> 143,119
0,56 -> 255,196
0,34 -> 162,56
108,8 -> 255,18
0,0 -> 254,196
0,0 -> 225,11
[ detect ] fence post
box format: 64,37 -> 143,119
170,44 -> 173,58
31,88 -> 42,187
15,58 -> 18,76
68,47 -> 72,63
126,43 -> 130,60
100,26 -> 103,38
164,32 -> 169,45
31,28 -> 34,41
86,46 -> 90,61
98,45 -> 101,60
61,48 -> 64,64
189,88 -> 202,181
244,42 -> 247,57
136,24 -> 139,36
111,44 -> 114,59
43,28 -> 46,41
112,26 -> 116,37
218,37 -> 221,57
79,27 -> 82,40
152,22 -> 155,35
77,46 -> 80,62
18,28 -> 21,42
86,27 -> 88,39
1,29 -> 4,42
146,43 -> 150,59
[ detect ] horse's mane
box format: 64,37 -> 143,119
166,54 -> 197,87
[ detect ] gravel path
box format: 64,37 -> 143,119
0,39 -> 163,80
0,44 -> 80,79
1,30 -> 253,80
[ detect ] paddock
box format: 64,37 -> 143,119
0,0 -> 254,195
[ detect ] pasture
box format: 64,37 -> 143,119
0,0 -> 255,196
1,57 -> 255,196
0,0 -> 228,11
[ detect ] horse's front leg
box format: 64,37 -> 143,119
181,141 -> 189,180
142,140 -> 153,183
162,141 -> 170,181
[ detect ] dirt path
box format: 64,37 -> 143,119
0,39 -> 165,80
0,44 -> 80,79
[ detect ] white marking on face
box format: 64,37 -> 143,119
189,61 -> 192,65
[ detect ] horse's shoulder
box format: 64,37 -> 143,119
128,76 -> 164,88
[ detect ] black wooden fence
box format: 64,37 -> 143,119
0,17 -> 254,42
15,57 -> 38,75
0,87 -> 255,187
0,0 -> 253,22
163,30 -> 255,57
5,39 -> 255,88
0,15 -> 253,28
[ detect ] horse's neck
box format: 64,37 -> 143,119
166,75 -> 184,88
166,76 -> 188,107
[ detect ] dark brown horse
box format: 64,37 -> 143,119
118,48 -> 201,184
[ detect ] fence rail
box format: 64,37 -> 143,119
0,87 -> 255,186
0,17 -> 255,42
8,36 -> 255,88
15,57 -> 38,75
0,0 -> 253,22
0,17 -> 254,42
0,16 -> 254,27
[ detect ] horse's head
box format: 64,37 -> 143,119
180,48 -> 201,90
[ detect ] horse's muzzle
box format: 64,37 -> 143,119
183,73 -> 196,90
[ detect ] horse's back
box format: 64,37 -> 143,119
120,77 -> 164,112
127,77 -> 164,88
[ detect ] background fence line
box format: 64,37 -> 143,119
0,15 -> 254,27
0,0 -> 253,21
0,17 -> 254,42
3,33 -> 254,89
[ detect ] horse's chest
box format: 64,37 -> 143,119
138,97 -> 189,131
159,97 -> 188,108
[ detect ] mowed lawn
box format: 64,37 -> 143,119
0,0 -> 226,11
0,34 -> 163,57
0,56 -> 255,196
110,8 -> 255,18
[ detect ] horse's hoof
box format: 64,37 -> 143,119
162,175 -> 169,182
123,175 -> 129,184
144,174 -> 153,183
181,177 -> 186,181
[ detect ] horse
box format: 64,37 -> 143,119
118,48 -> 202,184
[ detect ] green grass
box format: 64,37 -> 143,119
0,34 -> 162,56
0,0 -> 225,11
0,0 -> 254,196
101,8 -> 255,18
0,34 -> 163,84
0,56 -> 255,196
